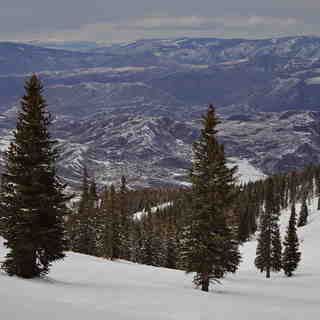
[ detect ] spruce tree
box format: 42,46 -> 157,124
0,75 -> 70,278
68,167 -> 90,249
164,223 -> 178,269
255,208 -> 271,277
314,167 -> 320,210
98,186 -> 113,258
271,222 -> 282,272
282,203 -> 301,277
109,184 -> 121,259
298,197 -> 308,227
289,172 -> 298,204
119,176 -> 132,260
179,105 -> 241,291
255,177 -> 282,278
71,170 -> 98,255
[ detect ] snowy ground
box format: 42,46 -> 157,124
1,199 -> 319,319
229,157 -> 267,183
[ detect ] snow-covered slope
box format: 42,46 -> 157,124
1,197 -> 320,319
230,157 -> 267,183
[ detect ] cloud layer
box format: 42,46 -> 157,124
1,0 -> 319,42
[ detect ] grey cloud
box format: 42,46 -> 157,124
1,0 -> 320,41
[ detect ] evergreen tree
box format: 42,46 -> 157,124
110,184 -> 121,259
164,223 -> 179,269
119,176 -> 132,260
255,208 -> 271,277
137,213 -> 154,265
289,172 -> 298,204
69,167 -> 88,252
314,167 -> 320,210
271,221 -> 282,272
282,203 -> 301,277
237,184 -> 259,243
298,197 -> 308,227
97,186 -> 113,258
0,75 -> 70,278
179,105 -> 241,291
71,170 -> 98,255
136,204 -> 166,266
255,177 -> 282,278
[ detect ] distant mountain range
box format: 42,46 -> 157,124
1,36 -> 320,188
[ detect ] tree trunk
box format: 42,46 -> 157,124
266,267 -> 270,279
201,272 -> 209,292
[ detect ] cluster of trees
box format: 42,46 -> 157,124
67,171 -> 180,265
238,165 -> 319,278
0,76 -> 241,293
67,106 -> 242,292
0,75 -> 317,291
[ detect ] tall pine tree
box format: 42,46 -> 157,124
179,105 -> 241,292
282,203 -> 301,277
298,196 -> 308,227
0,75 -> 70,278
70,169 -> 99,255
119,176 -> 132,260
255,177 -> 282,278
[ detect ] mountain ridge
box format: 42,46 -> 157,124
2,36 -> 320,188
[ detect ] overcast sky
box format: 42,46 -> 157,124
1,0 -> 320,42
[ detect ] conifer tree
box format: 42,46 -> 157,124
179,105 -> 241,291
298,197 -> 308,227
282,203 -> 301,277
119,176 -> 132,260
0,75 -> 70,278
255,177 -> 282,278
69,167 -> 88,251
97,186 -> 113,258
136,204 -> 166,266
164,223 -> 179,269
138,214 -> 154,265
289,172 -> 298,204
110,184 -> 121,259
72,170 -> 98,255
271,222 -> 282,272
237,185 -> 259,243
314,167 -> 320,210
255,208 -> 271,277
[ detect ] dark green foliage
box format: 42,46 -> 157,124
109,184 -> 121,259
164,224 -> 179,269
70,169 -> 99,255
119,176 -> 132,260
271,222 -> 282,272
255,208 -> 271,277
282,203 -> 301,277
95,184 -> 122,260
97,184 -> 121,260
288,172 -> 298,204
134,206 -> 166,266
0,75 -> 70,278
136,212 -> 154,265
298,197 -> 308,227
179,105 -> 241,291
97,186 -> 113,258
314,167 -> 320,210
237,183 -> 260,243
255,177 -> 282,278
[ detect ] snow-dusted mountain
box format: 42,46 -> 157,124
2,36 -> 320,187
1,192 -> 319,319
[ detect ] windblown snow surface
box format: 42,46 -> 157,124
1,195 -> 320,319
